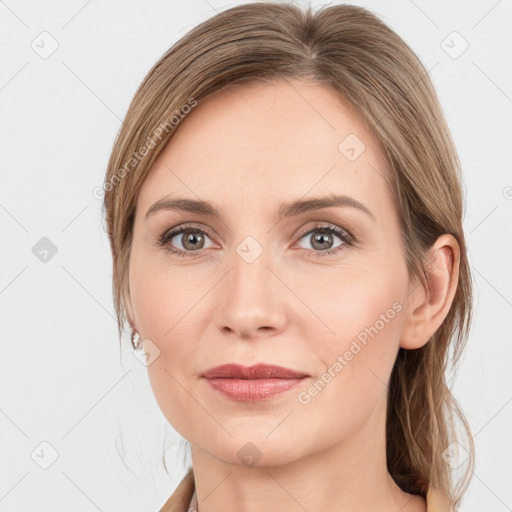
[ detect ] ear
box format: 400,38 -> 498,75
400,234 -> 460,350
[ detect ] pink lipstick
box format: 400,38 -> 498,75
201,363 -> 309,401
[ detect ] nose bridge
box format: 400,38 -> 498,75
231,236 -> 270,300
214,233 -> 286,337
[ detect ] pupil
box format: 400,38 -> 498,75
184,231 -> 203,250
313,232 -> 332,249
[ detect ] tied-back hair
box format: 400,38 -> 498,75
102,3 -> 474,508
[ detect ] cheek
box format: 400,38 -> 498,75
129,249 -> 198,340
131,274 -> 200,371
129,259 -> 207,433
308,268 -> 406,387
288,271 -> 405,445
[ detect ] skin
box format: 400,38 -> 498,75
125,79 -> 460,512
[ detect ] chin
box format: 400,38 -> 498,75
213,437 -> 306,469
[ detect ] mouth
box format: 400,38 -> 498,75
201,363 -> 310,402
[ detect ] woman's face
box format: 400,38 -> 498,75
128,79 -> 414,467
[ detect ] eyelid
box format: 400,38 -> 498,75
161,222 -> 216,241
293,222 -> 353,244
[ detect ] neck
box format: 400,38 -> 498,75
188,394 -> 426,512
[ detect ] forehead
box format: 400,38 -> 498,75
136,79 -> 393,217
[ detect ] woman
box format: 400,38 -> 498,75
102,2 -> 474,511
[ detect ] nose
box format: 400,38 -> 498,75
213,245 -> 288,340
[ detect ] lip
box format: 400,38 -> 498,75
201,363 -> 310,402
201,363 -> 309,379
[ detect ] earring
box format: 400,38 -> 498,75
131,329 -> 143,351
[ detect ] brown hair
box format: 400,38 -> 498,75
102,2 -> 474,508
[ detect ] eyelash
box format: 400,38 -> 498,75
154,222 -> 354,259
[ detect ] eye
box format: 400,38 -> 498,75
294,224 -> 353,257
155,222 -> 354,259
155,224 -> 216,257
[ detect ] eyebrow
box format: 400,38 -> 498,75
145,194 -> 375,222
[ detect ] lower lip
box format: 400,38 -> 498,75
204,377 -> 307,401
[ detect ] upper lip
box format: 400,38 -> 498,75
202,363 -> 309,379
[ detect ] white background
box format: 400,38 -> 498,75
1,0 -> 511,510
